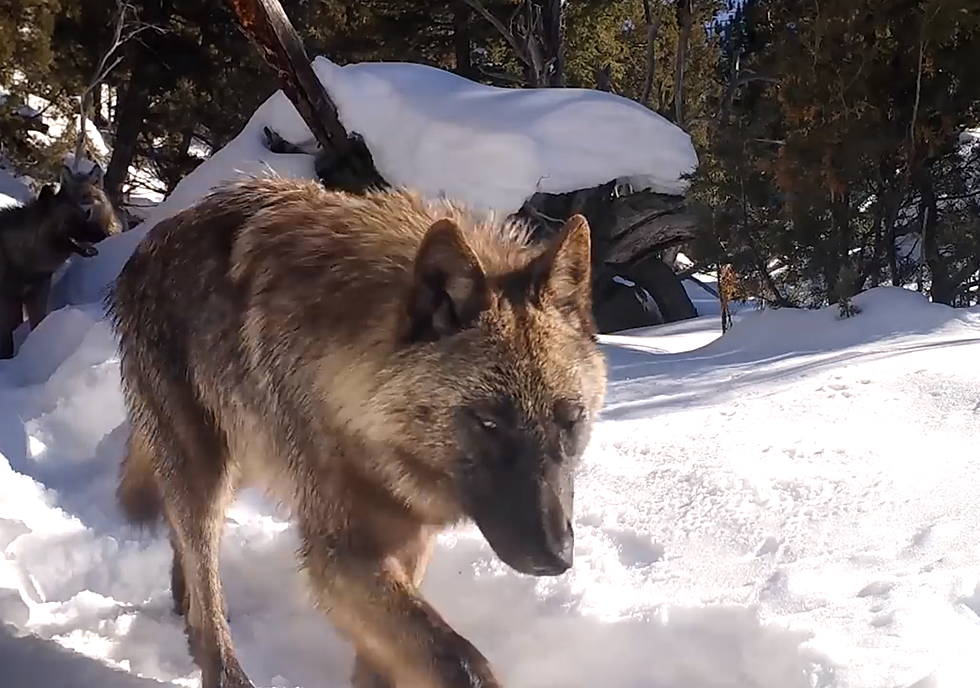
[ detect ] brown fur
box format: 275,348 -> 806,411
0,165 -> 121,359
107,176 -> 607,688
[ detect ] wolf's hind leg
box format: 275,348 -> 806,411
151,402 -> 252,688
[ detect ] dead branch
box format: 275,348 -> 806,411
462,0 -> 528,68
463,0 -> 562,87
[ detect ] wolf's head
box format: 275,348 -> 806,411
399,214 -> 607,577
47,164 -> 122,256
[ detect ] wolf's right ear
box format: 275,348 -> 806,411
404,219 -> 489,343
37,185 -> 57,205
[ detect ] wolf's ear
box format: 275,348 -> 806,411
37,184 -> 57,205
405,218 -> 489,343
531,214 -> 593,324
86,164 -> 104,187
59,165 -> 73,187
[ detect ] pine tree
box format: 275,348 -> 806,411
689,0 -> 980,308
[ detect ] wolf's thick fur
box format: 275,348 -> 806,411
0,165 -> 120,358
107,176 -> 607,688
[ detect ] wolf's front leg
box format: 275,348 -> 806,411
350,533 -> 439,688
0,293 -> 23,359
299,525 -> 500,688
23,277 -> 51,330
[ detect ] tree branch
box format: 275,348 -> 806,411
716,72 -> 781,127
462,0 -> 529,68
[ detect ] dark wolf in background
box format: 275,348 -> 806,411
56,164 -> 124,237
108,176 -> 608,688
0,164 -> 121,359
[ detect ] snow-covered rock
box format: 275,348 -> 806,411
50,56 -> 697,309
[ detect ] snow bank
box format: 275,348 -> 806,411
49,56 -> 697,309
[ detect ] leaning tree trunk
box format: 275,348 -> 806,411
221,0 -> 387,194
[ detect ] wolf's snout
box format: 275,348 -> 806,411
534,511 -> 574,576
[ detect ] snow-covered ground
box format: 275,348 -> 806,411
4,57 -> 980,688
2,287 -> 979,688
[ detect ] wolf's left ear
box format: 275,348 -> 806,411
86,164 -> 104,187
532,214 -> 594,325
405,218 -> 489,343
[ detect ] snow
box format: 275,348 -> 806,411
4,280 -> 980,687
6,57 -> 980,688
0,164 -> 34,208
309,57 -> 698,208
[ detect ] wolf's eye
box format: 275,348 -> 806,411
465,407 -> 499,432
554,399 -> 585,431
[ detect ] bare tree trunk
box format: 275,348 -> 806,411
673,0 -> 693,125
719,264 -> 733,332
93,84 -> 105,128
828,191 -> 852,303
640,0 -> 660,107
73,89 -> 94,170
104,57 -> 152,205
915,165 -> 952,304
73,0 -> 163,175
453,1 -> 475,80
541,0 -> 564,87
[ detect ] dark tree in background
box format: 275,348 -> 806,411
689,0 -> 980,309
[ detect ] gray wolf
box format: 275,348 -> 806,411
0,164 -> 120,358
107,176 -> 607,688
